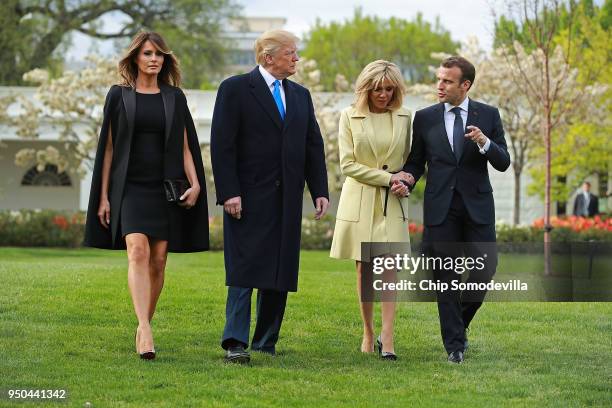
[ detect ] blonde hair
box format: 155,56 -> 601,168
254,30 -> 299,66
118,31 -> 181,88
354,60 -> 406,114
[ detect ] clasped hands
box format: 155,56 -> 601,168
389,172 -> 415,197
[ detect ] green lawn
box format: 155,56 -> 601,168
0,248 -> 610,407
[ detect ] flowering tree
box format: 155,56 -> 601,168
496,0 -> 607,275
0,57 -> 118,177
292,58 -> 350,192
525,7 -> 612,204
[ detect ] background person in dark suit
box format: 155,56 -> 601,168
573,181 -> 599,217
210,30 -> 329,363
399,56 -> 510,364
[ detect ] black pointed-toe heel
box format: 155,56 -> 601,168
139,350 -> 156,360
376,335 -> 397,361
136,327 -> 156,360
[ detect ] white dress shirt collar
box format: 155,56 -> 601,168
259,65 -> 281,88
444,96 -> 470,113
258,65 -> 286,108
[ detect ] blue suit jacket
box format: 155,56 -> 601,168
403,100 -> 510,226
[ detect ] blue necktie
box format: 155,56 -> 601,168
273,80 -> 285,120
451,107 -> 464,161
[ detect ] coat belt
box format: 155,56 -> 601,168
383,186 -> 407,221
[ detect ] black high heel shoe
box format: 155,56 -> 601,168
140,349 -> 156,360
376,335 -> 397,361
136,327 -> 156,360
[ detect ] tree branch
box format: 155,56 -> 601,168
75,25 -> 138,39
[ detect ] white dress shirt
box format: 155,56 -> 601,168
258,65 -> 286,109
444,97 -> 490,154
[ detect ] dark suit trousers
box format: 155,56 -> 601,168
221,286 -> 288,352
424,192 -> 497,354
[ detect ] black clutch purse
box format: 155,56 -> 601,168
163,179 -> 190,202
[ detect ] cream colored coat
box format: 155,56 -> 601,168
330,106 -> 412,261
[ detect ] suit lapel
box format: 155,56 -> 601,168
249,67 -> 283,130
434,103 -> 455,160
361,114 -> 380,162
282,79 -> 296,132
463,99 -> 479,161
382,109 -> 409,163
160,84 -> 175,148
121,86 -> 136,143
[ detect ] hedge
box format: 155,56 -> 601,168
0,210 -> 609,249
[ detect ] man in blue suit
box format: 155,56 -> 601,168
210,30 -> 329,363
400,56 -> 511,363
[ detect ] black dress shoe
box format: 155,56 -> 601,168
376,336 -> 398,361
447,350 -> 464,364
225,346 -> 250,364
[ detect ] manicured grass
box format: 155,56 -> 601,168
0,248 -> 610,407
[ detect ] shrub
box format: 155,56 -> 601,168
531,215 -> 612,242
0,210 -> 85,247
208,216 -> 224,250
1,210 -> 609,249
300,215 -> 335,250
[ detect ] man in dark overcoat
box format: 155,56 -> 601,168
210,30 -> 329,363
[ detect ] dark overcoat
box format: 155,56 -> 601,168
403,100 -> 511,226
210,67 -> 328,292
84,84 -> 209,252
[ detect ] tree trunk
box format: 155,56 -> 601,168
513,168 -> 521,225
544,109 -> 552,276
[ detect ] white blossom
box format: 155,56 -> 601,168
0,55 -> 118,176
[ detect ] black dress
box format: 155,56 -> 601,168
120,92 -> 169,240
85,84 -> 209,252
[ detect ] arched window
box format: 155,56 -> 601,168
21,164 -> 72,186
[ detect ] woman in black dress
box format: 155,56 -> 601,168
84,32 -> 209,359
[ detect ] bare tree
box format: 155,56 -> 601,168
479,47 -> 544,225
496,0 -> 582,275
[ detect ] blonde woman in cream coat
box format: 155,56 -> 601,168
330,60 -> 412,360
